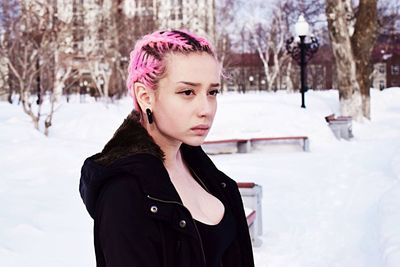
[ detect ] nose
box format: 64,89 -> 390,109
197,94 -> 215,118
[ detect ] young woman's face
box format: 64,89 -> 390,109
152,52 -> 221,146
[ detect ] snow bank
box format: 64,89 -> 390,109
378,145 -> 400,267
1,88 -> 400,267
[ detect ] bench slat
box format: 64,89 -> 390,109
246,210 -> 257,226
237,182 -> 256,188
250,136 -> 308,141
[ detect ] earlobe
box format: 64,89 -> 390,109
134,82 -> 153,112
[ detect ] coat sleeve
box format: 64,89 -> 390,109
95,178 -> 163,267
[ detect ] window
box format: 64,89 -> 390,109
178,7 -> 183,20
392,65 -> 399,75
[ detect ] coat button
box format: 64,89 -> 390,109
150,205 -> 158,213
179,220 -> 187,228
221,182 -> 227,188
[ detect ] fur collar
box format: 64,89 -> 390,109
94,110 -> 165,166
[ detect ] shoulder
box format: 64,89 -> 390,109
216,169 -> 240,192
95,176 -> 145,222
100,176 -> 140,200
93,154 -> 168,219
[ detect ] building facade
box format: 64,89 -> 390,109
224,34 -> 399,92
371,34 -> 400,90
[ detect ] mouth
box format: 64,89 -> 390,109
190,125 -> 210,136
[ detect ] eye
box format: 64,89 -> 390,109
209,89 -> 220,96
179,89 -> 195,96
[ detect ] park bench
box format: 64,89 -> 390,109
250,136 -> 309,152
325,114 -> 353,140
203,138 -> 249,154
203,136 -> 309,154
238,182 -> 263,247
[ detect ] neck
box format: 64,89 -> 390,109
145,123 -> 184,171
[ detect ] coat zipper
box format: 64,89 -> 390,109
146,194 -> 207,266
188,166 -> 211,193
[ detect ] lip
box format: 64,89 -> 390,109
191,124 -> 210,130
190,124 -> 210,136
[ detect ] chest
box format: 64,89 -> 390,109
144,187 -> 239,267
169,168 -> 225,225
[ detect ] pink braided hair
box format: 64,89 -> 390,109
126,29 -> 217,111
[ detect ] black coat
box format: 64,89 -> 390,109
79,110 -> 255,267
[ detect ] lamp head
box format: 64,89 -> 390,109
295,14 -> 309,37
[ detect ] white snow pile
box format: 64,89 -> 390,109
377,145 -> 400,267
1,88 -> 400,267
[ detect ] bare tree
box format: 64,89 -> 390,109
377,0 -> 400,36
245,0 -> 325,92
248,13 -> 290,91
1,0 -> 73,135
326,0 -> 378,120
0,0 -> 19,102
214,0 -> 237,92
3,2 -> 43,129
0,54 -> 10,101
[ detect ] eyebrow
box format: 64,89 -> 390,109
177,81 -> 220,87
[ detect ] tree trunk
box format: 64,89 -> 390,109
351,0 -> 378,119
326,0 -> 363,121
285,60 -> 294,93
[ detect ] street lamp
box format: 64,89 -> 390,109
249,75 -> 254,87
286,14 -> 319,108
261,79 -> 266,90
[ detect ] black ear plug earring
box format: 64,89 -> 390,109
146,108 -> 153,124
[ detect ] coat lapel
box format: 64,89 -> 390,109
91,109 -> 232,223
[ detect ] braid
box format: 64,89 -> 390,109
126,29 -> 217,112
171,30 -> 203,50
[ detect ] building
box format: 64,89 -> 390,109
224,53 -> 265,92
372,34 -> 400,89
63,0 -> 216,97
156,0 -> 215,42
224,34 -> 400,92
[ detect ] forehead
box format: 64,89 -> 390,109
163,52 -> 221,84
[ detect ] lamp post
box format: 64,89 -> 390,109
286,15 -> 319,108
249,75 -> 254,88
261,79 -> 266,91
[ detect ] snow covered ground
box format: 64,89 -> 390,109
1,88 -> 400,267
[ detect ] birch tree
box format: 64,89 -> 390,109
0,0 -> 19,102
326,0 -> 378,120
214,0 -> 236,92
1,0 -> 72,135
2,2 -> 44,130
246,0 -> 323,91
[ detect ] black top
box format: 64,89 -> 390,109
194,201 -> 237,267
189,166 -> 237,267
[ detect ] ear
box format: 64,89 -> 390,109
134,82 -> 154,112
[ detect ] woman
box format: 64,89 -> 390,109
79,29 -> 255,267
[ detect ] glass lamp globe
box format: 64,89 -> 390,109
295,14 -> 309,37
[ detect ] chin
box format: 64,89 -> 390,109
182,136 -> 207,147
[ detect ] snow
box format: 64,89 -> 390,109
1,88 -> 400,267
